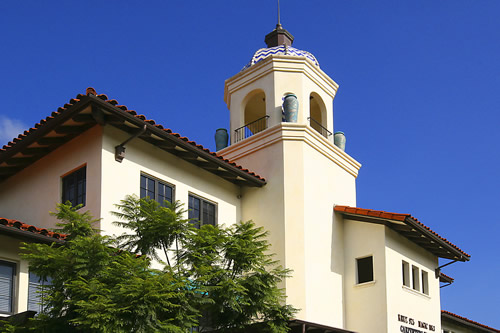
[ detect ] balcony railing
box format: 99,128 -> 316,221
308,117 -> 332,139
234,116 -> 269,143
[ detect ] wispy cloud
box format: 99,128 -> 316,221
0,116 -> 27,145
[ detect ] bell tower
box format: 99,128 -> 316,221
223,24 -> 339,145
220,23 -> 361,328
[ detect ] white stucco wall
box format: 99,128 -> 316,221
385,228 -> 441,333
221,123 -> 360,328
342,217 -> 441,333
99,126 -> 242,238
0,125 -> 103,229
343,218 -> 388,333
301,130 -> 357,326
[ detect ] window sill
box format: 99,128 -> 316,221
402,285 -> 430,299
355,280 -> 376,288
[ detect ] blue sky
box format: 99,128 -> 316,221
1,0 -> 499,328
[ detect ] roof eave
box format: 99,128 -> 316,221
0,97 -> 93,163
404,216 -> 470,262
0,94 -> 266,187
442,312 -> 500,333
336,209 -> 469,261
0,224 -> 65,244
87,96 -> 266,187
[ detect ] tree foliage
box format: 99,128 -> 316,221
14,197 -> 295,332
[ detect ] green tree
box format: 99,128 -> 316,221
15,197 -> 295,332
113,195 -> 295,332
18,203 -> 198,333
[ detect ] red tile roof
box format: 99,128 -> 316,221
442,310 -> 500,332
0,217 -> 66,242
334,206 -> 470,260
0,87 -> 265,185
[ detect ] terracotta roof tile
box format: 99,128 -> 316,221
0,218 -> 66,241
0,87 -> 266,183
334,205 -> 470,258
442,310 -> 500,332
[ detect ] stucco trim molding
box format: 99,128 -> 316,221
219,123 -> 361,178
224,55 -> 339,106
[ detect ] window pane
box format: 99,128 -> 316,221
28,272 -> 52,313
158,182 -> 172,206
140,175 -> 148,199
140,175 -> 156,200
0,262 -> 14,313
357,256 -> 373,284
28,272 -> 41,313
402,261 -> 410,287
189,195 -> 201,228
412,266 -> 420,291
62,166 -> 86,207
421,270 -> 429,295
203,201 -> 215,226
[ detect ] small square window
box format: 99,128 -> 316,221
188,194 -> 216,228
62,166 -> 86,207
356,256 -> 374,284
140,174 -> 174,206
412,265 -> 420,291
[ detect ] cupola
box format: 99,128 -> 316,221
223,24 -> 339,145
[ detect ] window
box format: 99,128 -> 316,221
0,261 -> 16,314
28,272 -> 51,313
356,256 -> 374,284
402,261 -> 410,287
421,270 -> 429,295
412,265 -> 420,291
62,166 -> 86,207
140,174 -> 174,206
402,261 -> 429,296
188,194 -> 216,228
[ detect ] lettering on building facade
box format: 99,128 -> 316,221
398,314 -> 435,333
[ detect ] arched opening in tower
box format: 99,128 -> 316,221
309,93 -> 327,137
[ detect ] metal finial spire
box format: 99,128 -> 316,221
265,0 -> 294,47
277,0 -> 281,26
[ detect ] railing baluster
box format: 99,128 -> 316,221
234,116 -> 270,143
307,117 -> 332,139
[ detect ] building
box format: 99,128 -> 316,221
0,23 -> 497,333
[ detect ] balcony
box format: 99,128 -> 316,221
234,116 -> 269,143
308,117 -> 332,139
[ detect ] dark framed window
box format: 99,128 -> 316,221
188,194 -> 216,228
28,271 -> 51,313
0,260 -> 16,314
62,166 -> 86,207
356,256 -> 374,284
140,174 -> 173,206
